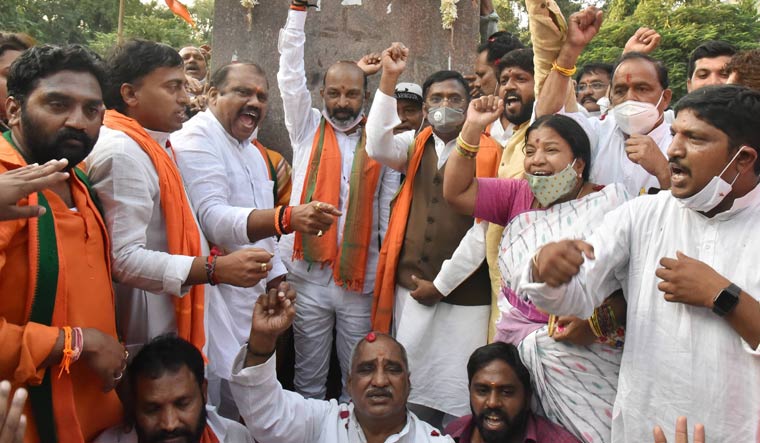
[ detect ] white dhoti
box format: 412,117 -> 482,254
394,285 -> 490,417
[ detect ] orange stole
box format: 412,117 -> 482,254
370,127 -> 500,333
0,135 -> 121,442
292,119 -> 382,291
103,110 -> 206,352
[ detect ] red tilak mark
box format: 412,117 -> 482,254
366,332 -> 377,342
626,74 -> 631,83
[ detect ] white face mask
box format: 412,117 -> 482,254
676,147 -> 745,212
597,96 -> 610,116
613,92 -> 664,135
322,106 -> 364,133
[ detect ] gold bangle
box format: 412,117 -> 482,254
456,135 -> 480,151
552,60 -> 577,77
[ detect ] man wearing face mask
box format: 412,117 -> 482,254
537,7 -> 673,196
276,0 -> 401,401
366,42 -> 501,427
521,85 -> 760,442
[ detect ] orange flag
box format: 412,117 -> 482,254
165,0 -> 195,27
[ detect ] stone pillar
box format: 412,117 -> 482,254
212,0 -> 479,159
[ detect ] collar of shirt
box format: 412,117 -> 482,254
430,131 -> 457,170
490,118 -> 515,147
345,404 -> 416,442
200,109 -> 259,151
445,414 -> 539,443
144,127 -> 172,149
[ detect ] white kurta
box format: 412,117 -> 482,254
229,348 -> 455,443
276,9 -> 398,292
565,112 -> 672,196
367,89 -> 490,417
87,127 -> 215,355
172,110 -> 286,383
519,187 -> 760,442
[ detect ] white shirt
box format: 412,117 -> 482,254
277,9 -> 399,293
93,405 -> 252,443
519,187 -> 760,443
172,109 -> 287,380
88,127 -> 215,352
366,90 -> 486,296
229,348 -> 454,443
566,112 -> 672,196
489,117 -> 514,147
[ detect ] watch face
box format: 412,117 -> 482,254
713,285 -> 741,316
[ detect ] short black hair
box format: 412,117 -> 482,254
209,62 -> 268,90
525,114 -> 592,181
576,62 -> 613,84
687,40 -> 737,79
467,342 -> 532,397
105,39 -> 183,113
0,31 -> 34,58
477,31 -> 525,66
7,44 -> 107,105
614,52 -> 669,90
422,70 -> 470,102
675,84 -> 760,174
497,48 -> 535,78
128,334 -> 205,394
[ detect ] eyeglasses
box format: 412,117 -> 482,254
577,82 -> 608,93
427,96 -> 466,107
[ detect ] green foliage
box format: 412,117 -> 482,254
1,0 -> 214,55
581,0 -> 760,100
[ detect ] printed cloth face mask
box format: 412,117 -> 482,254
525,159 -> 580,207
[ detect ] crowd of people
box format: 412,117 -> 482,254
0,0 -> 758,442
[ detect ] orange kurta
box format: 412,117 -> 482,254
0,136 -> 122,442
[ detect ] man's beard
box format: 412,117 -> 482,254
329,105 -> 361,125
136,405 -> 207,443
20,108 -> 96,169
473,406 -> 529,443
504,93 -> 534,126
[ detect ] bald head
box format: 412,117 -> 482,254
349,333 -> 408,374
324,61 -> 367,92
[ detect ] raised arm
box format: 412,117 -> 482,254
277,3 -> 319,147
231,283 -> 332,443
443,95 -> 503,215
365,42 -> 415,172
535,7 -> 603,117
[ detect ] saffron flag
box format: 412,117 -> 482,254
165,0 -> 196,27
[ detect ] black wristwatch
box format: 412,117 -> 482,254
712,283 -> 741,317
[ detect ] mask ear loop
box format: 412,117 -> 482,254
722,146 -> 747,186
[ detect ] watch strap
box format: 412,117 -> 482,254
712,283 -> 741,317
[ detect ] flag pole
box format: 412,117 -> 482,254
117,0 -> 126,44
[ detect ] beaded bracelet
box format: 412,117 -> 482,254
205,254 -> 219,286
551,60 -> 577,77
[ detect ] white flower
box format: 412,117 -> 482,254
241,0 -> 259,8
440,0 -> 459,30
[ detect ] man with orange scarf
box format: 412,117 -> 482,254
0,45 -> 126,442
366,43 -> 500,428
276,0 -> 401,400
87,40 -> 274,364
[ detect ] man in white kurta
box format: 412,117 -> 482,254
230,282 -> 454,443
519,85 -> 760,442
173,68 -> 288,417
277,3 -> 400,400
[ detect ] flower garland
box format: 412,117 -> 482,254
240,0 -> 259,31
440,0 -> 459,30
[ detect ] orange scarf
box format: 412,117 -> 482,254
292,118 -> 382,291
103,110 -> 206,352
371,127 -> 501,333
201,424 -> 220,443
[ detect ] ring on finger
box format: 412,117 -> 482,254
317,230 -> 324,237
260,262 -> 267,272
